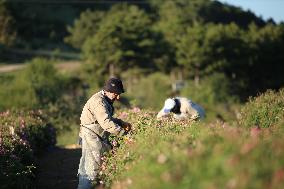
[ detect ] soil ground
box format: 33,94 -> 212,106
35,144 -> 81,189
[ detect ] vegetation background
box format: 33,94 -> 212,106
0,0 -> 284,188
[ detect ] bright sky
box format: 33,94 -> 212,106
218,0 -> 284,23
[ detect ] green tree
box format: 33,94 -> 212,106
243,23 -> 284,96
82,4 -> 171,78
153,0 -> 199,46
0,0 -> 16,46
175,23 -> 207,85
176,23 -> 245,85
24,58 -> 64,105
152,0 -> 265,47
65,9 -> 105,49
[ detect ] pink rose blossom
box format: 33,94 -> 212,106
131,107 -> 141,113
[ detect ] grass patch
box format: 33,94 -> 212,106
56,125 -> 79,147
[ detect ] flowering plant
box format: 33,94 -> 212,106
0,109 -> 56,189
98,105 -> 284,189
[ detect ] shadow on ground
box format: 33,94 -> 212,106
36,145 -> 81,189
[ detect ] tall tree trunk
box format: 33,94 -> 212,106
178,68 -> 183,80
194,69 -> 200,86
109,63 -> 115,77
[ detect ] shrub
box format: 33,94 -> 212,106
239,88 -> 284,128
99,109 -> 284,189
24,58 -> 65,106
0,110 -> 56,189
125,72 -> 172,110
180,73 -> 238,121
0,58 -> 65,109
181,73 -> 236,106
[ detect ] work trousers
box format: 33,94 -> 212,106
77,127 -> 111,189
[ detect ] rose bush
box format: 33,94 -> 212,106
99,106 -> 284,189
239,88 -> 284,128
0,110 -> 55,189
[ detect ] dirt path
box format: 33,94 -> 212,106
36,144 -> 81,189
0,64 -> 25,73
0,61 -> 81,73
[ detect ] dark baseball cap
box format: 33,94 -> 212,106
103,78 -> 125,94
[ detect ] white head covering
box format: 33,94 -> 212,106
162,98 -> 176,113
157,98 -> 176,119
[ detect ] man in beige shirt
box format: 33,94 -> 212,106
77,78 -> 131,189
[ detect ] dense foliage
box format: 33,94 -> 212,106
0,110 -> 55,189
239,89 -> 284,128
0,1 -> 15,46
81,4 -> 172,79
64,1 -> 284,100
123,72 -> 172,110
99,97 -> 284,188
0,58 -> 64,109
180,73 -> 238,121
0,0 -> 283,100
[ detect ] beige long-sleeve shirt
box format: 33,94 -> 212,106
80,91 -> 123,136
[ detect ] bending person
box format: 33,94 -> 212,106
157,97 -> 205,121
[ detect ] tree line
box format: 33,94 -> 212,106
1,0 -> 284,101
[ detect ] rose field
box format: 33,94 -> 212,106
99,89 -> 284,189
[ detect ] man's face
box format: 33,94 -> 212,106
105,91 -> 120,102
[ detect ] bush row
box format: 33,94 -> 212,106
239,88 -> 284,128
100,89 -> 284,189
0,110 -> 56,189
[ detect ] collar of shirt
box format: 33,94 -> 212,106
102,90 -> 114,105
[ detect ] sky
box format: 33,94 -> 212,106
219,0 -> 284,23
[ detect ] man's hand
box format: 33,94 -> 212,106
121,122 -> 132,132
